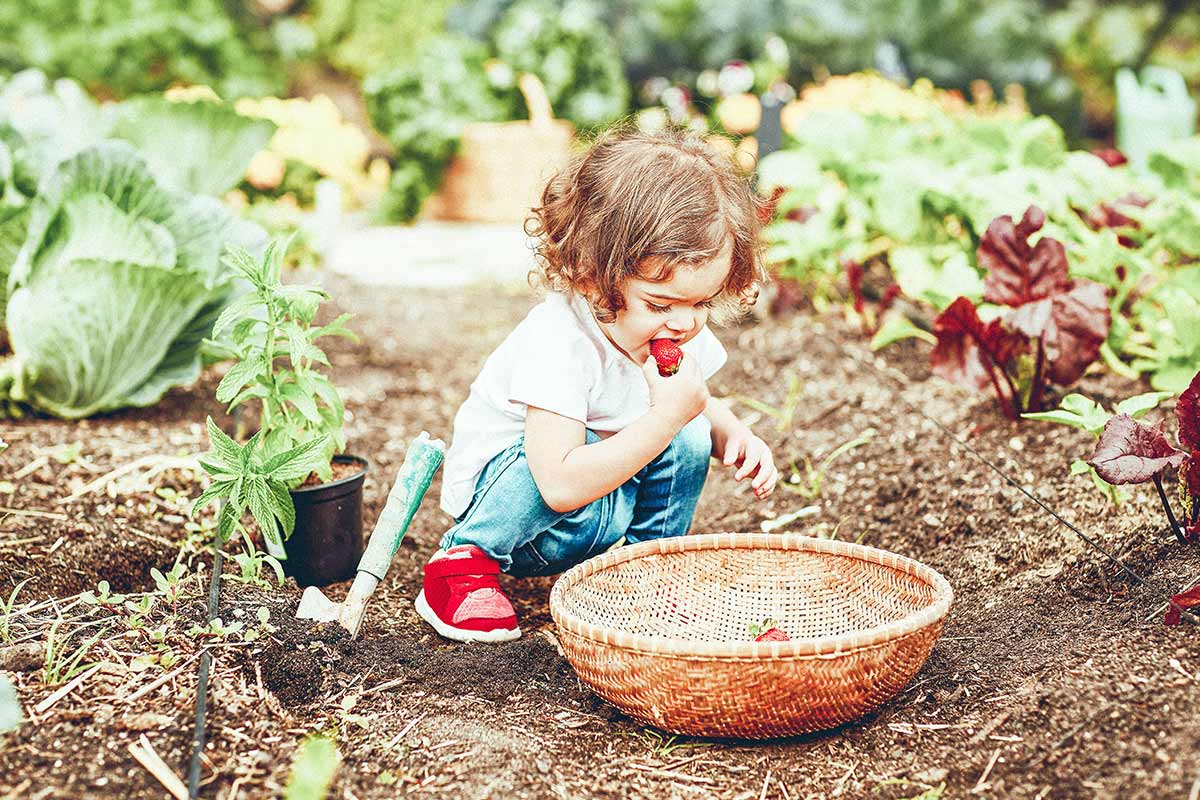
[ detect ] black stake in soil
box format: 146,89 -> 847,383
188,408 -> 240,797
846,346 -> 1200,624
187,541 -> 223,797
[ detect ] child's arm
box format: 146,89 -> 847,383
524,355 -> 709,513
702,396 -> 779,500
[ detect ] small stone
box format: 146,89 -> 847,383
122,712 -> 173,731
535,757 -> 551,774
1009,436 -> 1025,451
911,767 -> 948,784
0,642 -> 44,672
922,513 -> 942,527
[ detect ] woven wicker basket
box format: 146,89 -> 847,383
549,533 -> 953,739
423,73 -> 574,224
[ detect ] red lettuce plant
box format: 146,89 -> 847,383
931,206 -> 1111,418
1089,370 -> 1200,546
844,259 -> 900,334
1089,369 -> 1200,624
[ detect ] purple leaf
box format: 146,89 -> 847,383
1088,414 -> 1186,485
979,205 -> 1111,387
1176,369 -> 1200,452
980,206 -> 1068,307
1164,584 -> 1200,625
1041,281 -> 1112,386
931,297 -> 1026,392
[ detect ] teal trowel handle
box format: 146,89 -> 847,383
356,431 -> 445,581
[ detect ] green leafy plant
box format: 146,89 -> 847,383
191,417 -> 331,552
0,142 -> 264,418
284,734 -> 341,800
0,578 -> 32,643
1023,390 -> 1171,504
150,564 -> 188,613
79,580 -> 127,611
186,617 -> 245,641
209,238 -> 355,479
732,375 -> 804,433
0,1 -> 282,99
782,429 -> 877,499
42,616 -> 104,685
364,35 -> 512,223
226,535 -> 286,589
363,2 -> 630,223
0,675 -> 23,733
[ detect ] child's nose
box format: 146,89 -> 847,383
665,313 -> 693,332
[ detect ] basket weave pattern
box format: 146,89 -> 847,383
549,533 -> 953,739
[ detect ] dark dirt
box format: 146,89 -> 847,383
2,274 -> 1199,799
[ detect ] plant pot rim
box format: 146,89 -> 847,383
290,453 -> 369,496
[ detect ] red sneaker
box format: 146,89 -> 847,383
414,545 -> 521,643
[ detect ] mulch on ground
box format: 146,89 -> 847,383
1,274 -> 1198,799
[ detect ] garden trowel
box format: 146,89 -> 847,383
296,431 -> 445,637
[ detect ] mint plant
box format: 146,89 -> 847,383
208,237 -> 356,484
192,417 -> 331,554
1023,391 -> 1171,504
930,206 -> 1112,419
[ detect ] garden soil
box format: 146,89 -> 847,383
1,274 -> 1198,800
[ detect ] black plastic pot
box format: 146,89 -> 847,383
282,454 -> 369,588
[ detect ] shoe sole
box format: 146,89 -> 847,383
414,589 -> 522,643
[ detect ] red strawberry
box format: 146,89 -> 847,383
749,619 -> 789,642
649,339 -> 683,377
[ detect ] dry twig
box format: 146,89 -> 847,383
129,734 -> 188,800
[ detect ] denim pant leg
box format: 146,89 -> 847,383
625,414 -> 713,544
440,431 -> 635,577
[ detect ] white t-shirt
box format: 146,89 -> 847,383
439,291 -> 728,518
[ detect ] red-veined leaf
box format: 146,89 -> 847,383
1088,414 -> 1186,484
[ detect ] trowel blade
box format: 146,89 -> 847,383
296,585 -> 341,622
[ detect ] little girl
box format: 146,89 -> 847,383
416,126 -> 779,642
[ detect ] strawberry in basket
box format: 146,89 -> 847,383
749,619 -> 790,642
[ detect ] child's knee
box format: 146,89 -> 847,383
672,415 -> 713,473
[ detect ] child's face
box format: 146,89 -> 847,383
596,239 -> 733,364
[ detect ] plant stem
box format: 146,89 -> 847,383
260,288 -> 277,437
1153,474 -> 1186,544
983,361 -> 1016,420
1028,339 -> 1047,413
998,366 -> 1022,417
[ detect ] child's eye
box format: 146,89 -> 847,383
697,299 -> 715,309
646,302 -> 671,313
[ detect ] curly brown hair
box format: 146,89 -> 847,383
526,123 -> 772,325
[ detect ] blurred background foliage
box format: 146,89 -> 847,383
1,0 -> 1196,221
1,0 -> 1195,138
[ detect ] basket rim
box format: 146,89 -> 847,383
548,532 -> 953,659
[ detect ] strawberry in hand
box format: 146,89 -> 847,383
649,338 -> 684,377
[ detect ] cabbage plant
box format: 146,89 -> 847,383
0,142 -> 265,418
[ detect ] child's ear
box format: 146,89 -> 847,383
575,278 -> 600,306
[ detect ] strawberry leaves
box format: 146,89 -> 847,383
931,206 -> 1111,417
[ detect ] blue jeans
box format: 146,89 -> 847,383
441,416 -> 712,577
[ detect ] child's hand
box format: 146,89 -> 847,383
643,354 -> 708,430
721,429 -> 778,500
